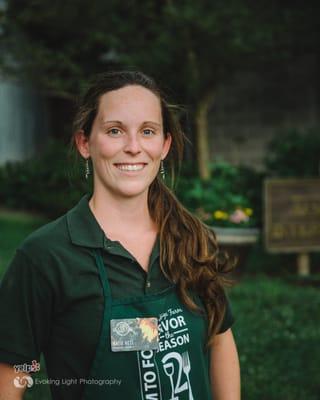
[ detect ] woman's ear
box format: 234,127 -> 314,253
161,133 -> 172,160
74,130 -> 90,159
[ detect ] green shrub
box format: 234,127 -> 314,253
231,275 -> 320,400
0,140 -> 91,218
264,128 -> 320,177
175,161 -> 263,227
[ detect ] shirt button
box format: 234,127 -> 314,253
146,281 -> 151,288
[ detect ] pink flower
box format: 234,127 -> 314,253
229,208 -> 249,224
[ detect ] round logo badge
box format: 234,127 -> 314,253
114,321 -> 131,336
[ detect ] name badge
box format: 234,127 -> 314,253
110,317 -> 159,352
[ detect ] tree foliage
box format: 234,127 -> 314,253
1,1 -> 319,176
3,1 -> 308,99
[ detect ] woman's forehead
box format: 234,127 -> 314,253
97,85 -> 162,122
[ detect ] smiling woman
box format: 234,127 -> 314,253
0,71 -> 240,400
75,84 -> 171,201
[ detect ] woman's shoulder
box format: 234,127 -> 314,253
17,194 -> 95,265
18,211 -> 71,262
19,195 -> 91,255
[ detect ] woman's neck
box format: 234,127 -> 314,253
88,188 -> 156,238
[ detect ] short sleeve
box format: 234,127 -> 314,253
217,293 -> 235,334
0,249 -> 53,366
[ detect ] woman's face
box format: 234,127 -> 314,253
77,85 -> 172,200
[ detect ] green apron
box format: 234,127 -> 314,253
82,250 -> 212,399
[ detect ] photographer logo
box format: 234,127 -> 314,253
13,376 -> 34,388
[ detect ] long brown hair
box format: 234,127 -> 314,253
71,71 -> 237,348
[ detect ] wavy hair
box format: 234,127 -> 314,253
71,70 -> 237,348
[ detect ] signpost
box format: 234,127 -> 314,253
264,178 -> 320,275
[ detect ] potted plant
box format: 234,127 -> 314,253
175,161 -> 262,272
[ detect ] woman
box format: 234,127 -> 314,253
0,71 -> 240,399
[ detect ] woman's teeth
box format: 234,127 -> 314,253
115,164 -> 145,171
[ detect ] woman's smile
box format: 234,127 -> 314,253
114,162 -> 147,172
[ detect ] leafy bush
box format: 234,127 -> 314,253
231,275 -> 320,400
264,128 -> 320,177
175,161 -> 264,227
0,140 -> 91,218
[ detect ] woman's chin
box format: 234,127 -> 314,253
113,185 -> 150,199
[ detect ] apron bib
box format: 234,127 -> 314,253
82,250 -> 212,399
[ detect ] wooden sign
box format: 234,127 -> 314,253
264,178 -> 320,253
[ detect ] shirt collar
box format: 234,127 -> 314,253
66,194 -> 160,260
66,194 -> 105,248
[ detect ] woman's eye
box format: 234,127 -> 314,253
143,129 -> 155,136
108,128 -> 122,136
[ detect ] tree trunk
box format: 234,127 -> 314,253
195,92 -> 214,181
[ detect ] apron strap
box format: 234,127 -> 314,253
93,249 -> 113,300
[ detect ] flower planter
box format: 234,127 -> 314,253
210,226 -> 260,275
211,226 -> 260,246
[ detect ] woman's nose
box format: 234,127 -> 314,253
123,133 -> 142,154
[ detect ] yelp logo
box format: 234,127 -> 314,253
13,375 -> 34,388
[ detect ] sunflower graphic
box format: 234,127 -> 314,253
137,318 -> 158,343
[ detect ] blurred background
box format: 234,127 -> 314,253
0,1 -> 319,399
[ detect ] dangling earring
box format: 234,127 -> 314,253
160,160 -> 166,180
85,158 -> 90,180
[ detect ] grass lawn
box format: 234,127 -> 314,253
1,210 -> 319,399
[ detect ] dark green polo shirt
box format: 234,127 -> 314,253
0,194 -> 235,400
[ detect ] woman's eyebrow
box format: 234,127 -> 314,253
102,120 -> 162,128
141,121 -> 162,128
101,120 -> 124,126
